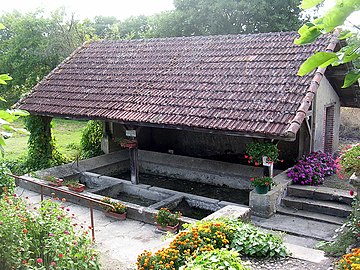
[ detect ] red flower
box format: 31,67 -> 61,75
250,178 -> 254,181
23,229 -> 28,234
36,258 -> 43,264
254,161 -> 259,166
350,190 -> 354,196
247,160 -> 251,164
244,155 -> 248,159
59,253 -> 64,258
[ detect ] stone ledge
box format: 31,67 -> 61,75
204,205 -> 251,221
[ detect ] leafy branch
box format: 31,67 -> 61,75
296,0 -> 360,88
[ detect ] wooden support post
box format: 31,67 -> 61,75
129,146 -> 139,184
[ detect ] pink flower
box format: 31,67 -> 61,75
64,230 -> 69,235
250,178 -> 254,181
350,190 -> 354,196
254,161 -> 259,166
244,155 -> 248,159
51,262 -> 56,266
249,156 -> 253,160
280,160 -> 284,163
36,258 -> 43,264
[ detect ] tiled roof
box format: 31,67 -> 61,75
18,31 -> 333,139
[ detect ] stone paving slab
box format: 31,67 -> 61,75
15,187 -> 165,270
15,187 -> 337,270
252,214 -> 340,241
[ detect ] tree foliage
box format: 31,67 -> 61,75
296,0 -> 360,88
0,9 -> 92,106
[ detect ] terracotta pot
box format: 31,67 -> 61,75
67,183 -> 85,193
255,185 -> 269,194
47,179 -> 63,187
156,223 -> 179,233
104,211 -> 127,220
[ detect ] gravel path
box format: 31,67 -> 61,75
241,256 -> 336,270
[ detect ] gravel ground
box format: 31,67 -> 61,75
241,256 -> 337,270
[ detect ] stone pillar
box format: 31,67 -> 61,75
350,173 -> 360,199
129,146 -> 139,185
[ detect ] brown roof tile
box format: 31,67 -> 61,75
18,31 -> 335,139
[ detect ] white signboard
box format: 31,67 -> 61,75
126,130 -> 136,138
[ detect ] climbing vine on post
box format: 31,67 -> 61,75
24,115 -> 68,171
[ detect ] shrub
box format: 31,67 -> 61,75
0,194 -> 100,270
155,208 -> 181,227
80,120 -> 104,159
225,220 -> 288,257
287,151 -> 337,185
336,248 -> 360,270
0,162 -> 15,197
338,144 -> 360,177
137,220 -> 233,269
184,249 -> 249,270
136,219 -> 288,270
348,198 -> 360,240
245,142 -> 279,166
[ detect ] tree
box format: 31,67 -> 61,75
146,0 -> 304,37
295,0 -> 360,88
0,9 -> 91,107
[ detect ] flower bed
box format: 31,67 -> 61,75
0,194 -> 100,270
287,151 -> 337,185
336,248 -> 360,270
136,219 -> 288,270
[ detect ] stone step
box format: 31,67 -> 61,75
287,185 -> 354,205
251,214 -> 340,241
277,206 -> 346,225
282,196 -> 352,218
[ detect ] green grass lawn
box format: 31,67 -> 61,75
2,118 -> 87,160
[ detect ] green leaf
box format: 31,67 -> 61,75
0,97 -> 6,102
338,30 -> 353,40
0,135 -> 5,146
294,22 -> 323,45
0,23 -> 4,30
0,74 -> 12,85
2,124 -> 15,132
342,69 -> 360,88
298,52 -> 338,76
300,0 -> 324,9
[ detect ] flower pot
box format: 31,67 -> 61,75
255,185 -> 269,194
156,223 -> 179,233
104,211 -> 127,220
47,179 -> 63,187
67,184 -> 85,193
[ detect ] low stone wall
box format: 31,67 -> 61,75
249,171 -> 292,218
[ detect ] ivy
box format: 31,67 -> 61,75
80,120 -> 104,159
24,115 -> 68,172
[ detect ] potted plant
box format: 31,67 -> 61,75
44,175 -> 64,187
114,137 -> 137,149
66,179 -> 85,193
245,142 -> 279,166
250,176 -> 273,194
155,208 -> 181,233
101,197 -> 127,220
